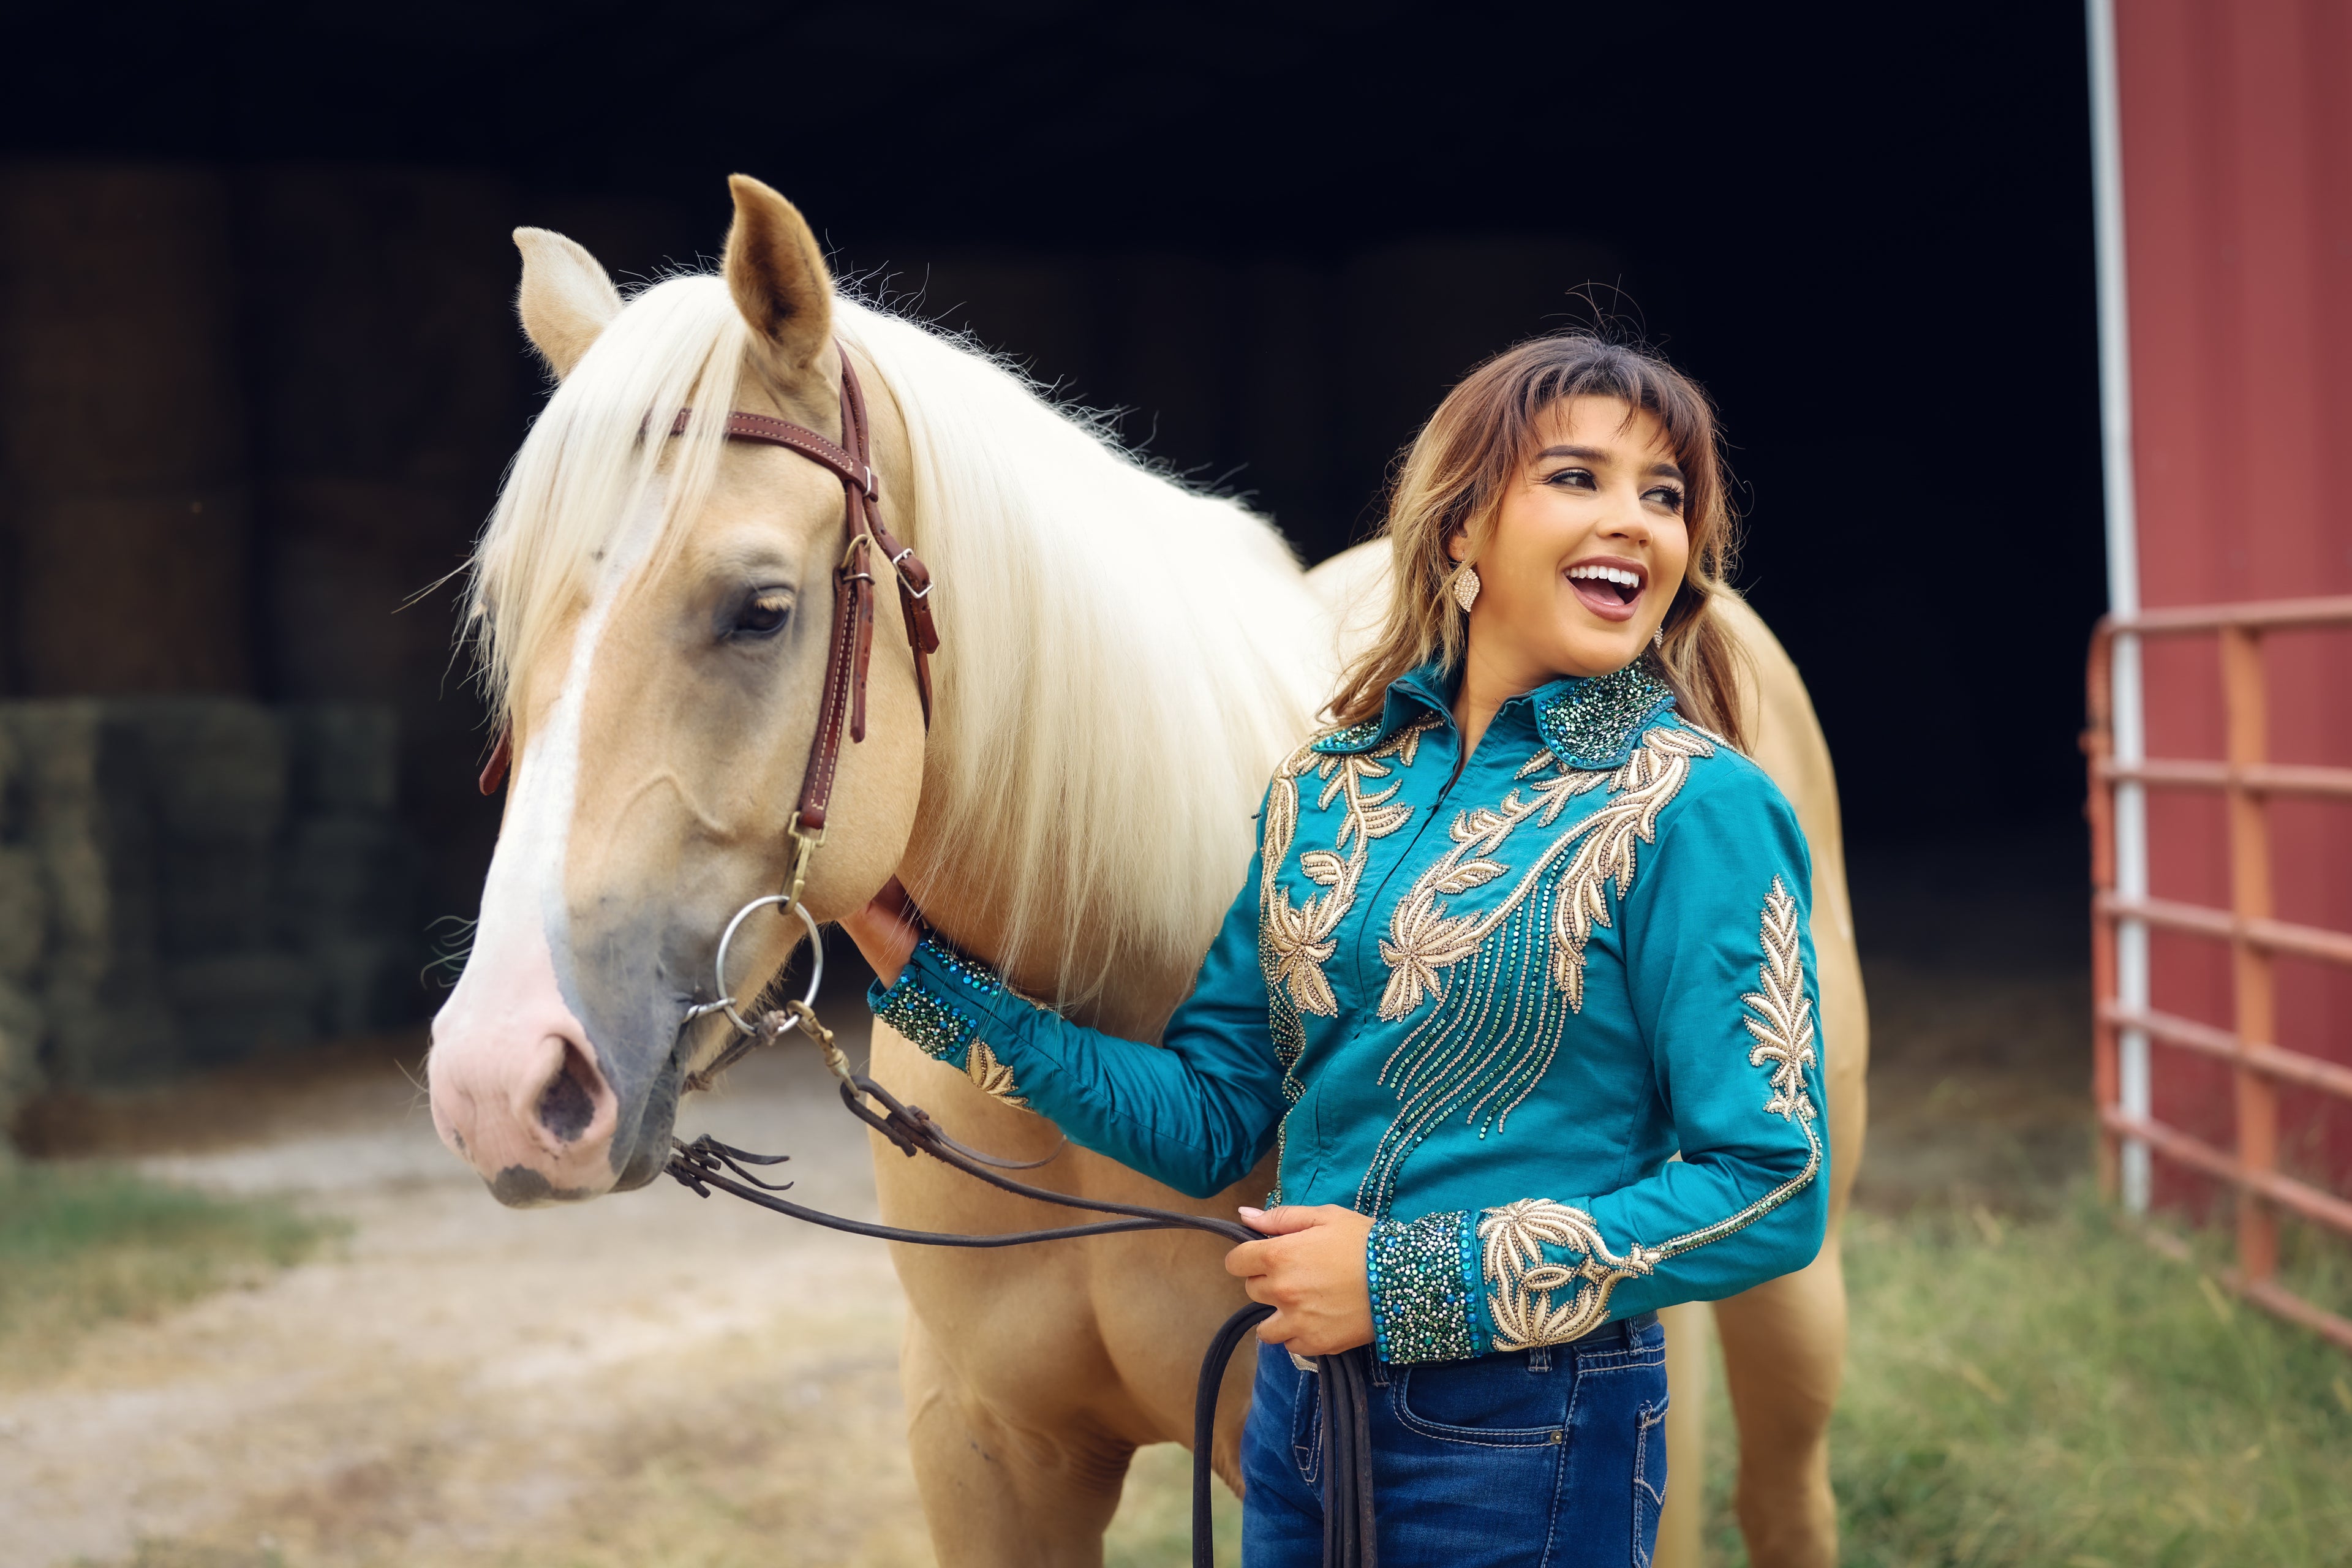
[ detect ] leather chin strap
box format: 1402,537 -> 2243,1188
479,348 -> 941,900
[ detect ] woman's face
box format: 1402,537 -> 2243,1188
1450,395 -> 1692,684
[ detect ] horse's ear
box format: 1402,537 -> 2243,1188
514,227 -> 622,380
722,175 -> 834,381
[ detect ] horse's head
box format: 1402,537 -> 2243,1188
428,177 -> 926,1204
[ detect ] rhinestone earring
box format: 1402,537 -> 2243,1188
1653,625 -> 1664,649
1453,565 -> 1481,613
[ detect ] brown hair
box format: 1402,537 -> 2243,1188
1327,333 -> 1751,749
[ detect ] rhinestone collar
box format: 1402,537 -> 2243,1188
1313,658 -> 1676,768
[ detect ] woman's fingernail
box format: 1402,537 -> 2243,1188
1238,1206 -> 1264,1220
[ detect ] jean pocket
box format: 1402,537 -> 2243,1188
1632,1393 -> 1670,1567
1391,1356 -> 1569,1448
1289,1363 -> 1321,1485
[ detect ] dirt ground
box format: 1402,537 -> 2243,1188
3,1011 -> 954,1568
2,860 -> 2097,1567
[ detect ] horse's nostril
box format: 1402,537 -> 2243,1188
538,1042 -> 600,1142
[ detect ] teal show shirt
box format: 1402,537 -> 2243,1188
868,657 -> 1828,1365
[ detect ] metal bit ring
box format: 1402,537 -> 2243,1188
685,895 -> 824,1035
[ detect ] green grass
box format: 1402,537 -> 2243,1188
0,1158 -> 340,1376
1704,1191 -> 2352,1567
1110,1191 -> 2352,1567
1107,1440 -> 1242,1567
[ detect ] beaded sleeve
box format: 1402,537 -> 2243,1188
862,858 -> 1289,1200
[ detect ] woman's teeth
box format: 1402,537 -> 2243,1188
1566,564 -> 1643,603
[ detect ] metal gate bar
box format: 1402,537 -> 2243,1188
2085,595 -> 2352,1353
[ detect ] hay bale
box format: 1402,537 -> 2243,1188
40,980 -> 181,1086
0,846 -> 43,984
285,705 -> 396,815
124,699 -> 287,844
0,696 -> 423,1081
166,952 -> 317,1066
1,703 -> 160,989
306,937 -> 417,1037
124,700 -> 288,960
0,974 -> 39,1152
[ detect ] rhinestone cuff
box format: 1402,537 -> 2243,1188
868,936 -> 1006,1063
1366,1209 -> 1481,1364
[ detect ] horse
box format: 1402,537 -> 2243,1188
424,173 -> 1867,1568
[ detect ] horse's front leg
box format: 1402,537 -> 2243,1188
1711,1247 -> 1846,1567
899,1313 -> 1135,1567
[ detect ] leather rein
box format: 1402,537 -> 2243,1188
473,342 -> 1375,1567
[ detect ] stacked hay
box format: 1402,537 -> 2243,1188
0,699 -> 421,1096
0,721 -> 45,1137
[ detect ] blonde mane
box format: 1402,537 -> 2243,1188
472,276 -> 1330,1022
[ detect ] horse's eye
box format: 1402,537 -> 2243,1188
733,590 -> 791,639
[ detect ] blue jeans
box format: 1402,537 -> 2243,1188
1240,1314 -> 1669,1568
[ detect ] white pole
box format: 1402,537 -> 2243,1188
2087,0 -> 2150,1212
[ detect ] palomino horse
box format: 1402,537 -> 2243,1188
426,174 -> 1866,1567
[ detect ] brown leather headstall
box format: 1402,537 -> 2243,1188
478,349 -> 941,903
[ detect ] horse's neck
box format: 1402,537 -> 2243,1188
881,475 -> 1219,1044
896,788 -> 1204,1050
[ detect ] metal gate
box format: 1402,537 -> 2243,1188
2086,595 -> 2352,1350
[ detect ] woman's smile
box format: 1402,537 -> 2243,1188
1564,555 -> 1649,622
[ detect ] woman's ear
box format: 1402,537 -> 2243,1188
1445,529 -> 1468,564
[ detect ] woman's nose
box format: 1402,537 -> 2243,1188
1597,491 -> 1653,542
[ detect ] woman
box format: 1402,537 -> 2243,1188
843,334 -> 1828,1567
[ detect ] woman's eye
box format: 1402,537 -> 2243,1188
1645,486 -> 1686,513
733,592 -> 791,639
1545,467 -> 1596,490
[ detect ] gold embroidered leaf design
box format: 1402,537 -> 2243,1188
1742,876 -> 1819,1125
1476,1198 -> 1659,1351
965,1039 -> 1031,1110
1375,728 -> 1708,1024
1259,718 -> 1437,1020
1299,850 -> 1346,886
1353,723 -> 1711,1218
1431,859 -> 1506,894
1651,878 -> 1825,1262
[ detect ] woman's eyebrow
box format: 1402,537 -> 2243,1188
1534,445 -> 1686,483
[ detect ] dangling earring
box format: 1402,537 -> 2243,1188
1652,625 -> 1664,649
1453,565 -> 1481,613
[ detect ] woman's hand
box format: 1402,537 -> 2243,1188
1226,1204 -> 1376,1357
839,876 -> 924,987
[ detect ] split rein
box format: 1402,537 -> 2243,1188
480,346 -> 1376,1567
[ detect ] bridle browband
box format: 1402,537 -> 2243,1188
478,344 -> 942,918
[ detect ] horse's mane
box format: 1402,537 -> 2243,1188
472,276 -> 1330,1025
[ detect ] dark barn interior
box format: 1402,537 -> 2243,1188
0,1 -> 2105,1111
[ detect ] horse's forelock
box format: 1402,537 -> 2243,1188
472,276 -> 751,726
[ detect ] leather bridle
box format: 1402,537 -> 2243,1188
478,344 -> 940,931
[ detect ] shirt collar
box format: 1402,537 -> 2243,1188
1312,657 -> 1676,771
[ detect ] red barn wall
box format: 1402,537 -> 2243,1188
2117,0 -> 2352,1213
